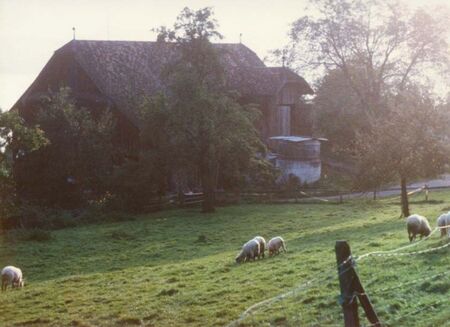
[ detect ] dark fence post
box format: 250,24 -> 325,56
178,191 -> 185,207
335,241 -> 381,327
336,241 -> 360,327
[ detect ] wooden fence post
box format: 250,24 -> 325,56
425,184 -> 429,202
335,241 -> 381,327
336,241 -> 360,327
178,191 -> 185,207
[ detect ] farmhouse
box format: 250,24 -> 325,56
13,39 -> 323,183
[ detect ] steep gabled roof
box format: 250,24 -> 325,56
16,40 -> 314,127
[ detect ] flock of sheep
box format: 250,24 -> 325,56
235,236 -> 286,263
234,211 -> 450,265
0,237 -> 286,290
1,212 -> 449,290
406,211 -> 450,242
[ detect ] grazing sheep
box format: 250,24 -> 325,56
267,236 -> 287,256
437,212 -> 450,237
253,236 -> 266,259
406,214 -> 432,242
1,266 -> 24,291
235,239 -> 260,264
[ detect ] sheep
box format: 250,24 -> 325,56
406,214 -> 432,242
267,236 -> 287,256
252,236 -> 266,259
235,239 -> 260,264
1,266 -> 24,291
437,212 -> 450,238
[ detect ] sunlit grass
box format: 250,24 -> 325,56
1,192 -> 449,326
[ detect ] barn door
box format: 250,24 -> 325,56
278,105 -> 291,136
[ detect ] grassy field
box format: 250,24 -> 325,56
1,193 -> 449,327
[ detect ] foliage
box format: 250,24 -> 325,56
287,0 -> 449,110
285,0 -> 450,215
0,109 -> 48,219
313,67 -> 374,155
151,7 -> 268,212
286,0 -> 450,156
1,194 -> 449,326
353,87 -> 450,215
14,88 -> 115,208
6,228 -> 53,242
108,153 -> 169,212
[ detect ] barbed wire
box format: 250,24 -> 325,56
357,241 -> 449,260
227,256 -> 357,327
226,265 -> 342,327
355,226 -> 449,261
385,296 -> 448,326
226,222 -> 449,327
370,270 -> 450,295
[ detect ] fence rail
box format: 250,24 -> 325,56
143,184 -> 450,211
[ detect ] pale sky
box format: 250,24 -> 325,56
0,0 -> 449,110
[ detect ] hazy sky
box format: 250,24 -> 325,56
0,0 -> 448,110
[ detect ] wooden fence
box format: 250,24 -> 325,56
143,184 -> 450,212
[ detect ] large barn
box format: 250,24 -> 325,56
13,39 -> 323,183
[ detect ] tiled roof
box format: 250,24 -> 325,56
18,40 -> 314,127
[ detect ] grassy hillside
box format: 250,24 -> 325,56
1,193 -> 449,327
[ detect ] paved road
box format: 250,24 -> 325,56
338,174 -> 450,201
401,174 -> 450,189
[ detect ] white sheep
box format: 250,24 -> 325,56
1,266 -> 24,291
252,236 -> 266,259
406,214 -> 432,242
437,212 -> 450,238
267,236 -> 287,256
235,239 -> 260,264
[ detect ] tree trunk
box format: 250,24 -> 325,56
400,177 -> 410,217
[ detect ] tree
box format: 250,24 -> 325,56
152,7 -> 266,212
313,66 -> 374,155
287,0 -> 450,112
107,94 -> 173,212
14,88 -> 115,207
286,0 -> 450,214
0,109 -> 48,218
354,87 -> 449,216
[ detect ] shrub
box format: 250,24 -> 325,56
8,228 -> 53,242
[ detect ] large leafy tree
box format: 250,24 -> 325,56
313,66 -> 374,156
108,95 -> 172,211
151,7 -> 266,212
354,87 -> 449,216
286,0 -> 450,214
286,0 -> 450,112
0,109 -> 48,218
14,88 -> 115,207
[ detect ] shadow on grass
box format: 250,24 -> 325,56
0,201 -> 444,284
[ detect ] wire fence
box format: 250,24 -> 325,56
226,224 -> 450,327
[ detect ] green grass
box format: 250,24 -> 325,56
1,192 -> 449,327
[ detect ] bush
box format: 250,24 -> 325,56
7,228 -> 53,242
108,156 -> 167,212
0,204 -> 80,231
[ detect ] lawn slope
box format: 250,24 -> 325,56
1,193 -> 449,326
